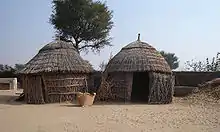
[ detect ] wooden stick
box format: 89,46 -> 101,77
48,92 -> 79,95
46,84 -> 84,88
45,77 -> 86,81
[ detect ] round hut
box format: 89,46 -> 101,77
98,34 -> 174,104
19,40 -> 94,104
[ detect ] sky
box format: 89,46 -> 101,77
0,0 -> 220,70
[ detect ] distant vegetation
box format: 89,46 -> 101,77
0,64 -> 25,78
184,53 -> 220,72
159,51 -> 179,70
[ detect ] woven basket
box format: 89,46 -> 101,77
76,92 -> 96,107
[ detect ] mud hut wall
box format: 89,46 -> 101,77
22,73 -> 92,104
43,73 -> 90,103
0,83 -> 10,90
148,72 -> 174,104
44,73 -> 89,93
90,71 -> 102,92
110,72 -> 133,101
87,73 -> 96,92
23,75 -> 45,104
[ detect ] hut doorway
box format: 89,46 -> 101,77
131,72 -> 149,102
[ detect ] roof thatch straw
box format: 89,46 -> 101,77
105,34 -> 171,73
19,40 -> 93,74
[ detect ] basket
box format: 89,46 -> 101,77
76,92 -> 96,107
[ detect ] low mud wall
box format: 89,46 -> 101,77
174,71 -> 220,87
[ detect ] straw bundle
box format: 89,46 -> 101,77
95,76 -> 115,101
177,85 -> 220,105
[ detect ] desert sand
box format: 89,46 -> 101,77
0,90 -> 220,132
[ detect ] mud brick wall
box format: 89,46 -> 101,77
174,71 -> 220,86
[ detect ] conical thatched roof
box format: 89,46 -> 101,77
105,34 -> 171,73
19,40 -> 93,74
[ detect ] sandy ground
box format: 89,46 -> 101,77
0,90 -> 220,132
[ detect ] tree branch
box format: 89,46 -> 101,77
79,44 -> 95,50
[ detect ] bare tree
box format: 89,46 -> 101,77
184,53 -> 220,72
98,52 -> 113,72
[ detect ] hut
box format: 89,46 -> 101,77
19,40 -> 93,104
98,34 -> 174,104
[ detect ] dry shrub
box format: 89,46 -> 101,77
95,76 -> 115,101
176,85 -> 220,105
198,78 -> 220,88
175,78 -> 220,105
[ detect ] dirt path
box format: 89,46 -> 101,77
0,91 -> 220,132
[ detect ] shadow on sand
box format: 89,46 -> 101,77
60,104 -> 82,107
60,100 -> 171,108
0,91 -> 171,107
0,92 -> 26,105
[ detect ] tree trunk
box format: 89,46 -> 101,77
75,40 -> 80,54
76,43 -> 80,54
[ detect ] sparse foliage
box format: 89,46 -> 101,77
0,64 -> 14,72
14,64 -> 25,72
0,64 -> 16,78
184,59 -> 207,72
0,64 -> 25,77
184,52 -> 220,72
0,64 -> 3,71
98,61 -> 107,71
50,0 -> 114,53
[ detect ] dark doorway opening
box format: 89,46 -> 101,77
131,72 -> 150,102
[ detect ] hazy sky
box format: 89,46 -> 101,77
1,0 -> 220,70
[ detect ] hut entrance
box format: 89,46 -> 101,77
131,72 -> 149,102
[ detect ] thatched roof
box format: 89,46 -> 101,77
105,34 -> 171,73
19,40 -> 93,74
